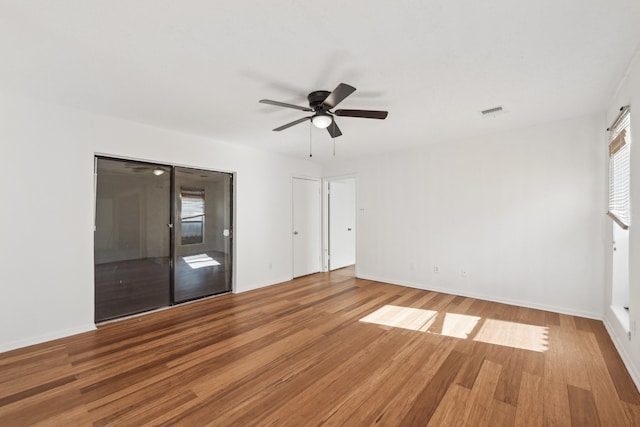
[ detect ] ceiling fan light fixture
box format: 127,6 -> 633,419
311,113 -> 332,129
260,83 -> 388,137
152,167 -> 165,176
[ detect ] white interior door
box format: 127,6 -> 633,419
329,178 -> 356,270
293,178 -> 321,278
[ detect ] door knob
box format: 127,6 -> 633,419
293,231 -> 299,235
347,228 -> 352,231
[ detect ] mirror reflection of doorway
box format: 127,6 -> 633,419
94,157 -> 233,322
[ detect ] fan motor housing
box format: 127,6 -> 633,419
308,90 -> 331,110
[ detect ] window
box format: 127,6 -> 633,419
608,107 -> 631,230
181,188 -> 205,245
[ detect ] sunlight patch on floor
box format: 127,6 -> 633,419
359,305 -> 549,352
473,319 -> 548,352
359,305 -> 437,332
438,312 -> 481,339
183,254 -> 220,269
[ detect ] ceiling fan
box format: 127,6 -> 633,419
259,83 -> 388,138
124,163 -> 171,176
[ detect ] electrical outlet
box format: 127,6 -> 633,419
461,269 -> 468,278
433,265 -> 439,274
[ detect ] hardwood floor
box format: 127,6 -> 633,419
94,257 -> 170,322
95,251 -> 231,322
1,267 -> 639,426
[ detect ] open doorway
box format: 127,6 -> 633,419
612,225 -> 629,312
324,177 -> 356,272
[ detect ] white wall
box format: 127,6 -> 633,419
603,51 -> 640,390
0,92 -> 321,352
324,114 -> 606,319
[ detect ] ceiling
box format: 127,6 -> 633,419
1,1 -> 639,163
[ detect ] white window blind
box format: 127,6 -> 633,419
181,188 -> 205,245
607,108 -> 631,230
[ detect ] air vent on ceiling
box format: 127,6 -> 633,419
481,106 -> 503,115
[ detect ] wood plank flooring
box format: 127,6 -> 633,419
95,250 -> 231,322
1,267 -> 639,426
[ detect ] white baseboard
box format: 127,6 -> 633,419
356,274 -> 603,320
603,313 -> 640,393
235,275 -> 293,293
0,324 -> 96,355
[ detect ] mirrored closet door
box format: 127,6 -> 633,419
173,167 -> 233,302
94,157 -> 233,322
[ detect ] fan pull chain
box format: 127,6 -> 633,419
309,121 -> 313,157
333,137 -> 336,156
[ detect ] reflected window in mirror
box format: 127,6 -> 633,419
181,188 -> 205,245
